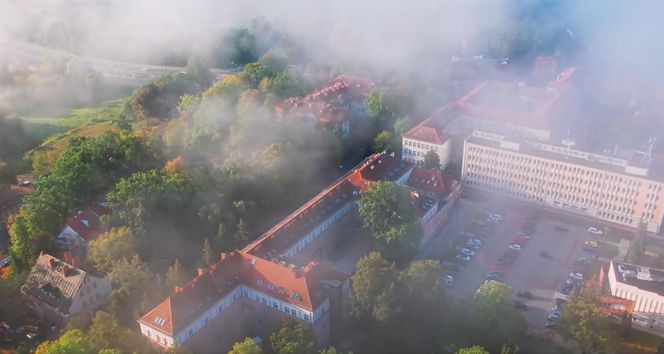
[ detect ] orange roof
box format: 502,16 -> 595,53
402,105 -> 456,145
138,250 -> 347,336
65,207 -> 107,242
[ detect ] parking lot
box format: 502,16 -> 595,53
430,198 -> 606,329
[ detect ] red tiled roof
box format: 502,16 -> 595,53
402,105 -> 456,145
138,250 -> 347,336
274,76 -> 375,126
65,207 -> 107,242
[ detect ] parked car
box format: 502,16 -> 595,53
587,227 -> 603,235
442,275 -> 455,288
576,257 -> 592,265
512,237 -> 529,244
456,254 -> 472,263
442,261 -> 460,273
497,257 -> 514,266
486,271 -> 505,281
467,238 -> 482,246
554,225 -> 569,232
545,320 -> 556,328
26,332 -> 40,341
465,242 -> 481,250
508,244 -> 522,251
489,213 -> 503,221
514,300 -> 528,311
548,312 -> 561,320
559,284 -> 573,295
517,229 -> 533,236
492,265 -> 509,273
516,290 -> 533,299
569,272 -> 583,281
460,248 -> 475,257
504,249 -> 520,258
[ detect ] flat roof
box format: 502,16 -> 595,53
613,261 -> 664,297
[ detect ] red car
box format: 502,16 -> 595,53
492,265 -> 509,273
513,235 -> 530,244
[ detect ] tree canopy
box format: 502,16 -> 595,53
351,251 -> 399,323
423,150 -> 440,169
228,337 -> 263,354
358,181 -> 422,263
269,319 -> 317,354
558,280 -> 616,353
471,281 -> 526,352
87,227 -> 139,274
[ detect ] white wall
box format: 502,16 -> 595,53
609,262 -> 664,313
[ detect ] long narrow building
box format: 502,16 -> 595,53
138,152 -> 460,352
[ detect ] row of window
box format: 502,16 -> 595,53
404,139 -> 440,152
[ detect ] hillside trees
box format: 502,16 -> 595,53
9,132 -> 150,268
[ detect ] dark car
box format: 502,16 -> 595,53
486,271 -> 505,281
503,249 -> 520,258
514,300 -> 528,311
516,290 -> 533,299
497,257 -> 514,266
554,225 -> 569,232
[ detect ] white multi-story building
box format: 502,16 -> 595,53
608,261 -> 664,313
462,132 -> 664,233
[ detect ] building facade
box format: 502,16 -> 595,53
462,132 -> 664,233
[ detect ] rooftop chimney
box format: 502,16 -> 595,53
174,286 -> 183,293
196,268 -> 205,277
48,258 -> 57,269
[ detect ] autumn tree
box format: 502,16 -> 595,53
164,156 -> 186,175
228,337 -> 263,354
423,150 -> 440,169
359,181 -> 422,263
87,227 -> 138,274
558,279 -> 616,353
269,319 -> 317,354
457,346 -> 490,354
35,329 -> 91,354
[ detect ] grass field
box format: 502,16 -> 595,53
22,100 -> 123,163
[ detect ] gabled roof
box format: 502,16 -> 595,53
138,250 -> 347,336
407,167 -> 452,198
22,253 -> 87,313
64,205 -> 108,242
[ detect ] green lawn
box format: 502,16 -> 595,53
22,100 -> 124,168
20,99 -> 124,143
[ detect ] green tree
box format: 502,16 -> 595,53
35,329 -> 91,354
202,238 -> 215,266
558,279 -> 616,354
471,281 -> 526,351
351,252 -> 399,323
242,62 -> 269,88
423,150 -> 440,169
393,116 -> 412,135
358,181 -> 422,263
88,227 -> 138,273
401,259 -> 442,301
628,221 -> 646,263
166,258 -> 189,290
87,311 -> 153,353
372,130 -> 396,153
228,337 -> 263,354
106,255 -> 153,298
202,74 -> 248,103
257,51 -> 288,77
177,94 -> 200,118
269,319 -> 317,354
457,346 -> 490,354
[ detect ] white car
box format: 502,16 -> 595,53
587,227 -> 603,235
460,248 -> 475,257
508,244 -> 522,251
456,254 -> 472,263
442,275 -> 455,287
489,213 -> 503,221
569,272 -> 583,281
467,238 -> 482,246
